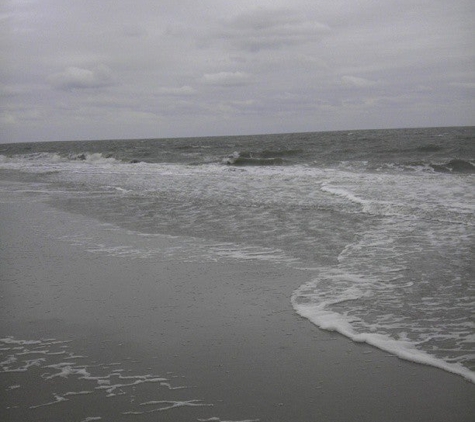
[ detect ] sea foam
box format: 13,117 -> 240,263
292,275 -> 475,384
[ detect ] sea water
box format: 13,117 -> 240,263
1,127 -> 474,383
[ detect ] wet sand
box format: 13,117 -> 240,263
1,198 -> 474,422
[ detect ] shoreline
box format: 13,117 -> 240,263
1,196 -> 474,421
292,286 -> 475,385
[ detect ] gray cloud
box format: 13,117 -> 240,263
1,0 -> 474,143
215,8 -> 330,52
157,86 -> 197,95
341,76 -> 382,88
49,65 -> 115,91
450,82 -> 475,90
202,71 -> 252,87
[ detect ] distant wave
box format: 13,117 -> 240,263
0,152 -> 140,165
415,144 -> 443,153
66,152 -> 121,163
388,159 -> 475,174
66,151 -> 147,164
222,150 -> 301,166
430,159 -> 475,173
224,156 -> 284,166
254,149 -> 303,158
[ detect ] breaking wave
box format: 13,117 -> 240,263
385,159 -> 475,174
430,159 -> 475,173
222,150 -> 299,166
0,152 -> 124,166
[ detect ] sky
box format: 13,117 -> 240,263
1,0 -> 474,143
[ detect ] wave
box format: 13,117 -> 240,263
0,152 -> 126,166
254,149 -> 303,158
292,281 -> 475,383
430,159 -> 475,174
224,156 -> 284,166
66,152 -> 122,164
383,159 -> 475,174
222,150 -> 299,166
415,144 -> 443,153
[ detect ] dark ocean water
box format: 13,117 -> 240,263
1,126 -> 474,382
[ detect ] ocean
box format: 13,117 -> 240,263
1,126 -> 474,388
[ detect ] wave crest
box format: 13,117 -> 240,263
389,159 -> 475,174
431,159 -> 475,173
222,150 -> 298,166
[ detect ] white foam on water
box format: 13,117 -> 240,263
29,390 -> 94,408
1,357 -> 45,372
0,337 -> 42,345
320,169 -> 475,224
2,151 -> 474,386
29,202 -> 302,267
95,375 -> 170,398
292,168 -> 475,383
30,393 -> 68,409
1,336 -> 255,420
292,279 -> 475,383
123,399 -> 213,414
18,349 -> 67,356
321,184 -> 368,207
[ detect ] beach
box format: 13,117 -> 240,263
2,0 -> 475,415
1,194 -> 474,422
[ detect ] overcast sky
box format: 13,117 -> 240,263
1,0 -> 474,143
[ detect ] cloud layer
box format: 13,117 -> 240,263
50,65 -> 115,90
1,0 -> 474,142
215,8 -> 330,52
